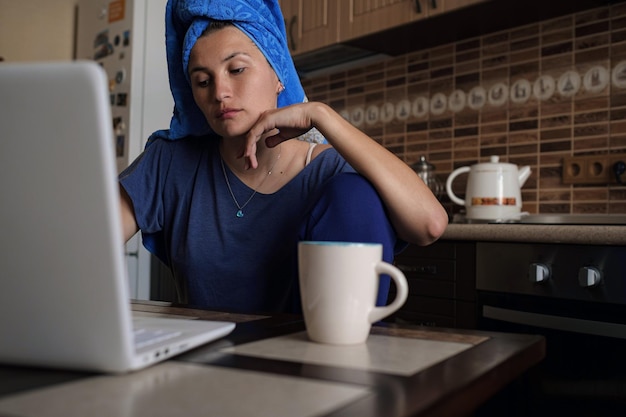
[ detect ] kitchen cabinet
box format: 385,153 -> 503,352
428,0 -> 488,17
387,240 -> 477,329
340,0 -> 490,41
279,0 -> 490,57
338,0 -> 427,42
279,0 -> 338,55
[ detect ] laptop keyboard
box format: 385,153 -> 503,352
133,328 -> 182,349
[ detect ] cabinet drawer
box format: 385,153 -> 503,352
394,259 -> 455,282
390,311 -> 456,328
389,240 -> 477,330
398,241 -> 457,259
389,300 -> 477,329
456,301 -> 477,329
408,278 -> 455,299
402,295 -> 455,317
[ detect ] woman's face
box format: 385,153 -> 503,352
188,26 -> 283,139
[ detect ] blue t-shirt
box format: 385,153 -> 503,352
119,136 -> 354,313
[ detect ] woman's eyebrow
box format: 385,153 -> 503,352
188,51 -> 252,75
222,51 -> 251,62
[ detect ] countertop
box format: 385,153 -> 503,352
442,223 -> 626,245
0,301 -> 546,417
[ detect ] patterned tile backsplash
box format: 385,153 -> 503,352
301,3 -> 626,218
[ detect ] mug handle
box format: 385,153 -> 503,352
368,262 -> 409,323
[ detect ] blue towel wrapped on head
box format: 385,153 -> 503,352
149,0 -> 322,143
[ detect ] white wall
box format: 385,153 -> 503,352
0,0 -> 76,62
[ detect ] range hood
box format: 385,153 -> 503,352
294,44 -> 389,78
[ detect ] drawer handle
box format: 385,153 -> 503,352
396,264 -> 437,274
414,0 -> 422,13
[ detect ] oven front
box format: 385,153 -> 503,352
476,241 -> 626,417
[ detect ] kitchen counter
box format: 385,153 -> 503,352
442,223 -> 626,245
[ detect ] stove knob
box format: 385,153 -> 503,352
578,266 -> 602,287
529,263 -> 550,283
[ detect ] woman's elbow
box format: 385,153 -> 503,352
424,208 -> 448,244
410,205 -> 449,246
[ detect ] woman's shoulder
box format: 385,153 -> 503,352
122,135 -> 218,177
298,141 -> 352,174
310,143 -> 333,161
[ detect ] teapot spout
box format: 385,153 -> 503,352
518,166 -> 532,187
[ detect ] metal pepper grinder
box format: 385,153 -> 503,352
411,155 -> 444,199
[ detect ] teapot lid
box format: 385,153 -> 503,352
411,155 -> 436,171
489,155 -> 500,163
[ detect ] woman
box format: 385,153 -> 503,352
119,0 -> 447,313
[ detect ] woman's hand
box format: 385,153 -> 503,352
241,103 -> 315,169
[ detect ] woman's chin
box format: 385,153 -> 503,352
210,124 -> 251,141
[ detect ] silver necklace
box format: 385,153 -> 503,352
220,145 -> 282,218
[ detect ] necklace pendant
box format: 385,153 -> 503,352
220,145 -> 282,221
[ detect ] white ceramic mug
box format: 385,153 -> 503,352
298,241 -> 409,345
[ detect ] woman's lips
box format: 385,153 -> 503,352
217,108 -> 241,119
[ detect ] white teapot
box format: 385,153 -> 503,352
446,156 -> 532,221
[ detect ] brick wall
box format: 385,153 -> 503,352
301,3 -> 626,217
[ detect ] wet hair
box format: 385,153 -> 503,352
200,20 -> 234,37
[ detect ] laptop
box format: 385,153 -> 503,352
0,61 -> 235,373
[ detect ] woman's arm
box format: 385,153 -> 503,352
120,186 -> 139,242
244,102 -> 448,246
